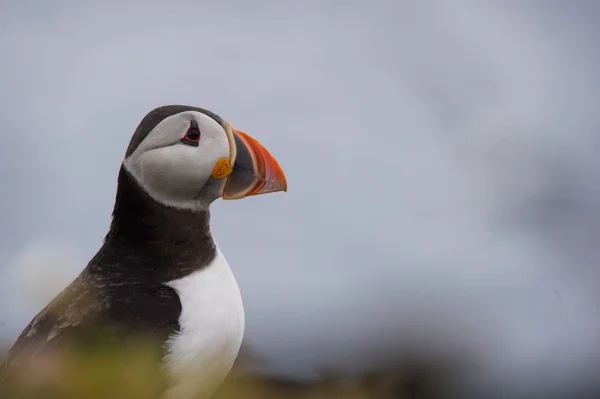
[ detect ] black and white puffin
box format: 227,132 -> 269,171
0,105 -> 287,398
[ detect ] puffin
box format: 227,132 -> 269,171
0,105 -> 287,398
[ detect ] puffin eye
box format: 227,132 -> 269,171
181,120 -> 201,147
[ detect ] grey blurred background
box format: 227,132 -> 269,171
1,0 -> 599,397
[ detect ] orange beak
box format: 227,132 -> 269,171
222,126 -> 287,200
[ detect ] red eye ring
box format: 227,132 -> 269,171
181,120 -> 201,146
183,130 -> 200,143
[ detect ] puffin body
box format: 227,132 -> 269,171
0,106 -> 287,399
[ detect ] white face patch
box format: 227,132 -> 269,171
123,111 -> 231,211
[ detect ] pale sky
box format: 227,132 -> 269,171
1,1 -> 599,397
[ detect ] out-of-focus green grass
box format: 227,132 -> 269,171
3,342 -> 600,399
0,339 -> 454,399
0,339 -> 166,399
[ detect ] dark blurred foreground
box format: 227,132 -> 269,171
1,340 -> 599,399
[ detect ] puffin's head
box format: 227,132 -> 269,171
122,105 -> 287,210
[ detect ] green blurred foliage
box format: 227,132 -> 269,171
0,338 -> 452,399
4,340 -> 597,399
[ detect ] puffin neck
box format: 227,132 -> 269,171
101,166 -> 217,280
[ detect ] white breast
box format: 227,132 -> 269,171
161,245 -> 245,399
